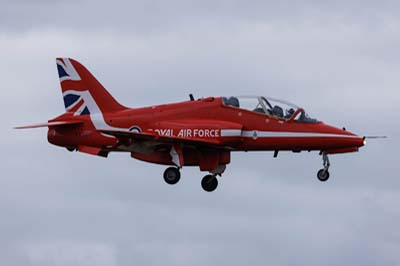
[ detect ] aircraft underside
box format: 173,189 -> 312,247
59,137 -> 338,192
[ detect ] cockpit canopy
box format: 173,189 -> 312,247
222,96 -> 318,123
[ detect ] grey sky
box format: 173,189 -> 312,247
1,0 -> 399,265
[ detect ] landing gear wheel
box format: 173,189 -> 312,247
201,175 -> 218,192
66,147 -> 76,152
317,152 -> 331,182
163,167 -> 181,185
317,169 -> 330,182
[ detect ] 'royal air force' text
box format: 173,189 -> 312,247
154,129 -> 220,138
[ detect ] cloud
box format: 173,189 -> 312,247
22,241 -> 117,266
2,0 -> 400,34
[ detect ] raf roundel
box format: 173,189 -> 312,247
129,126 -> 142,133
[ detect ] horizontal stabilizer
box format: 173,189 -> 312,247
14,120 -> 83,129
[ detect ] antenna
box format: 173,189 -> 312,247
364,136 -> 387,139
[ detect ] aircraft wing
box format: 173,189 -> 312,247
99,120 -> 243,149
100,130 -> 224,147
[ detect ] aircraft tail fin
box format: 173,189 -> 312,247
56,58 -> 127,116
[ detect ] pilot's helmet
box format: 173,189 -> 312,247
286,108 -> 295,115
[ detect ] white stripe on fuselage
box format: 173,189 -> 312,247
221,129 -> 359,139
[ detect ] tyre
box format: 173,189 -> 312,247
163,167 -> 181,185
201,175 -> 218,192
317,169 -> 330,182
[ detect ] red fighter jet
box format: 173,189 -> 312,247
17,58 -> 368,192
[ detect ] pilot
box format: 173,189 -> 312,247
285,108 -> 295,119
271,105 -> 284,118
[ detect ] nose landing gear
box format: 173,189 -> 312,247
317,152 -> 330,182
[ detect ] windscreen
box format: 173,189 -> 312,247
222,96 -> 318,123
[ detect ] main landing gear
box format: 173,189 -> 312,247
201,174 -> 218,192
317,152 -> 330,182
162,166 -> 224,192
163,167 -> 181,185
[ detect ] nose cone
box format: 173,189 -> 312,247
349,134 -> 365,148
319,123 -> 365,150
338,128 -> 365,148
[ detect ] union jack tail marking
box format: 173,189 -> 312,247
56,58 -> 126,116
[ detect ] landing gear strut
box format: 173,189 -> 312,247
201,174 -> 218,192
163,167 -> 181,185
317,152 -> 330,182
